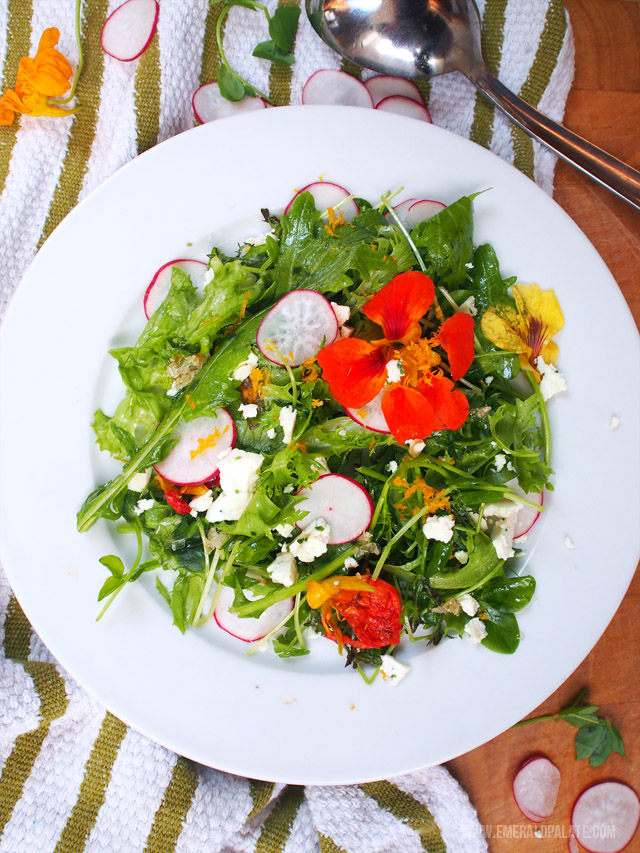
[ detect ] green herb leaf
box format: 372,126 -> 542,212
252,40 -> 295,65
217,64 -> 246,102
268,6 -> 300,52
99,554 -> 125,577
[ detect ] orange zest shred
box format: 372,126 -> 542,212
301,357 -> 319,383
311,399 -> 324,408
190,425 -> 229,460
239,291 -> 251,320
185,394 -> 196,410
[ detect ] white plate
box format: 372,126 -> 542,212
1,107 -> 638,785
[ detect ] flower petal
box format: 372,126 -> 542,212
317,338 -> 387,408
382,385 -> 436,444
480,309 -> 529,355
437,313 -> 476,380
513,284 -> 564,343
363,271 -> 435,341
418,375 -> 469,431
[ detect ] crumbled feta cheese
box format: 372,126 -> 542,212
458,296 -> 477,316
267,552 -> 298,587
388,460 -> 398,473
423,514 -> 455,543
330,301 -> 351,326
338,429 -> 347,437
465,261 -> 474,269
609,415 -> 620,430
483,499 -> 520,519
166,383 -> 179,397
205,449 -> 264,523
481,499 -> 521,560
203,267 -> 215,286
128,469 -> 151,492
232,351 -> 259,382
239,403 -> 258,419
266,427 -> 276,439
289,518 -> 331,563
457,593 -> 479,617
494,453 -> 507,472
279,406 -> 297,444
283,484 -> 294,494
274,523 -> 295,538
188,490 -> 213,513
485,375 -> 494,385
472,405 -> 491,419
339,325 -> 353,338
380,654 -> 411,686
243,231 -> 274,246
564,536 -> 575,550
385,359 -> 403,383
454,550 -> 469,565
133,498 -> 154,515
353,531 -> 381,557
311,457 -> 330,475
344,557 -> 359,570
405,439 -> 425,458
464,617 -> 487,644
536,355 -> 567,402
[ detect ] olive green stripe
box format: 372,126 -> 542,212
254,785 -> 305,853
135,6 -> 162,154
318,832 -> 348,853
340,60 -> 361,80
360,781 -> 446,853
38,0 -> 109,247
200,0 -> 227,85
414,78 -> 431,111
143,757 -> 199,853
248,779 -> 276,819
24,661 -> 69,721
511,0 -> 567,179
469,0 -> 509,150
54,713 -> 128,853
3,594 -> 32,661
268,0 -> 301,106
0,0 -> 34,198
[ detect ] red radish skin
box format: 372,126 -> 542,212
405,199 -> 446,228
346,388 -> 390,434
101,0 -> 159,62
513,490 -> 544,539
302,70 -> 374,108
284,181 -> 359,221
154,411 -> 235,485
144,259 -> 208,319
572,782 -> 640,853
257,290 -> 338,367
295,474 -> 374,545
364,75 -> 424,107
513,756 -> 561,822
385,198 -> 419,226
214,585 -> 293,642
192,82 -> 266,124
376,95 -> 432,122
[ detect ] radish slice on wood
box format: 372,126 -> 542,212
302,70 -> 374,108
257,290 -> 338,367
569,835 -> 580,853
154,411 -> 235,485
284,181 -> 359,220
376,95 -> 432,122
572,782 -> 640,853
364,75 -> 423,107
214,585 -> 293,642
513,756 -> 561,821
101,0 -> 159,62
346,388 -> 390,434
192,82 -> 266,123
144,259 -> 208,319
405,199 -> 446,228
295,474 -> 373,544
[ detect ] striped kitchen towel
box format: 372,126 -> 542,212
0,1 -> 574,851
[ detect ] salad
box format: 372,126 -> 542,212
78,181 -> 566,682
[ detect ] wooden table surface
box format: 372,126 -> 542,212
446,1 -> 640,850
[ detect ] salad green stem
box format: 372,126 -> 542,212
51,0 -> 83,106
215,3 -> 270,102
526,372 -> 552,467
194,546 -> 221,626
96,524 -> 143,621
380,192 -> 427,275
372,505 -> 430,580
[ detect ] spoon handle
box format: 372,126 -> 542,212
475,72 -> 640,211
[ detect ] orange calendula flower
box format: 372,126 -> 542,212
0,28 -> 79,126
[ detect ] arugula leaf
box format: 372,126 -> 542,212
470,243 -> 516,311
411,195 -> 475,287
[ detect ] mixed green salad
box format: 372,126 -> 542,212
78,183 -> 566,682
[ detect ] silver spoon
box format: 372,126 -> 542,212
306,0 -> 640,210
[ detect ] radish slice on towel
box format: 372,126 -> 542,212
101,0 -> 159,62
376,95 -> 432,122
284,181 -> 359,220
302,70 -> 374,108
192,82 -> 266,123
214,585 -> 293,642
364,75 -> 423,107
257,290 -> 338,367
572,782 -> 639,852
405,199 -> 446,228
154,412 -> 235,485
513,756 -> 561,821
144,259 -> 208,319
295,474 -> 373,544
346,389 -> 390,434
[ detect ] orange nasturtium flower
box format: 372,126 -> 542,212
316,271 -> 476,445
480,283 -> 564,377
0,28 -> 79,126
306,575 -> 402,653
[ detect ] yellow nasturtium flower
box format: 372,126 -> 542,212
481,283 -> 564,377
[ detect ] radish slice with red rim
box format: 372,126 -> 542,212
405,199 -> 446,228
302,70 -> 374,108
214,585 -> 293,642
192,82 -> 266,123
144,259 -> 208,319
346,388 -> 390,434
505,479 -> 544,539
376,95 -> 432,122
364,75 -> 424,107
384,198 -> 418,226
572,782 -> 639,852
295,474 -> 373,544
513,756 -> 561,821
284,181 -> 359,221
154,411 -> 235,485
101,0 -> 159,62
256,290 -> 338,367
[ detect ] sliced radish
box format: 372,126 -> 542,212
144,259 -> 208,319
295,474 -> 373,544
284,181 -> 359,221
345,388 -> 390,434
192,82 -> 266,124
214,584 -> 293,642
364,75 -> 424,107
385,198 -> 418,226
154,411 -> 235,485
257,290 -> 338,367
376,95 -> 432,123
101,0 -> 159,62
513,756 -> 561,822
506,480 -> 544,539
302,70 -> 374,108
572,782 -> 639,853
405,199 -> 446,228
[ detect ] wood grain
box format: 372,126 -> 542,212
446,1 -> 640,849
